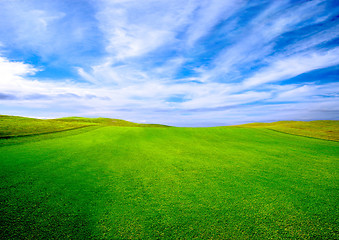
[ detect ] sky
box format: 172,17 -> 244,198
0,0 -> 338,126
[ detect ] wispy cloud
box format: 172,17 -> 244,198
201,0 -> 335,82
243,47 -> 339,87
0,0 -> 102,64
95,0 -> 190,60
184,0 -> 246,47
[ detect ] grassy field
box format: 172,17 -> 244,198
0,115 -> 168,138
236,120 -> 339,141
0,117 -> 338,239
0,115 -> 93,138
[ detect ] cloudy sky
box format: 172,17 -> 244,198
0,0 -> 338,126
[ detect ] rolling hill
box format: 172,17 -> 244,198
235,120 -> 339,141
0,115 -> 169,138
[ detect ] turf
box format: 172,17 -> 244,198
0,125 -> 338,239
236,120 -> 339,141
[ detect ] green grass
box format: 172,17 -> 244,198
236,120 -> 339,141
57,116 -> 169,128
0,120 -> 338,239
0,115 -> 94,138
0,115 -> 169,138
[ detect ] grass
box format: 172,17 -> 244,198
57,116 -> 169,128
0,115 -> 168,138
0,115 -> 93,138
0,117 -> 338,239
236,120 -> 339,141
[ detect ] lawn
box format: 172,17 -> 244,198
0,119 -> 338,239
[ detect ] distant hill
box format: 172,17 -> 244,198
1,115 -> 337,141
56,117 -> 169,128
0,115 -> 169,138
235,120 -> 339,141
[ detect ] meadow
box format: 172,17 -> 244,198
236,120 -> 339,141
0,116 -> 338,239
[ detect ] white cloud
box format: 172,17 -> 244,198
95,0 -> 188,60
185,0 -> 245,46
95,0 -> 247,61
273,82 -> 339,102
243,47 -> 339,87
1,55 -> 338,125
0,3 -> 65,54
0,57 -> 38,78
180,90 -> 271,110
285,24 -> 339,55
0,0 -> 100,63
202,0 -> 332,82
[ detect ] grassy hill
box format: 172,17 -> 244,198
0,115 -> 169,138
57,116 -> 168,128
0,115 -> 93,138
235,120 -> 339,141
0,116 -> 338,239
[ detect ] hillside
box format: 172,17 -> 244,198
235,120 -> 339,141
0,115 -> 93,138
57,117 -> 168,128
0,115 -> 169,138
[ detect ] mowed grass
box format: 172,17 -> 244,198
0,124 -> 338,239
236,120 -> 339,141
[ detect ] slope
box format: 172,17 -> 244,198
0,115 -> 169,139
0,115 -> 93,138
235,120 -> 339,141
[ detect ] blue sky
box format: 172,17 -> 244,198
0,0 -> 338,126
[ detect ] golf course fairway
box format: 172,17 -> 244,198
1,125 -> 338,239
